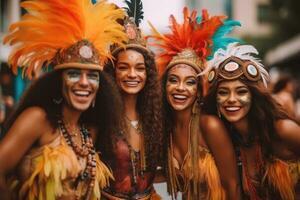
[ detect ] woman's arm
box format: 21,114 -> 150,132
276,119 -> 300,156
200,114 -> 241,200
0,107 -> 48,192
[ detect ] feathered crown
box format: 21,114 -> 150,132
4,0 -> 128,79
206,42 -> 270,87
111,0 -> 148,55
148,7 -> 241,76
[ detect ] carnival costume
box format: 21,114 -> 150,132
149,7 -> 240,200
207,42 -> 300,200
101,0 -> 160,199
4,0 -> 127,199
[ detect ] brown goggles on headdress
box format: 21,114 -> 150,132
207,56 -> 261,84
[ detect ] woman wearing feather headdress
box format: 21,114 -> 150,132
0,0 -> 127,199
96,0 -> 163,199
149,7 -> 241,200
203,42 -> 300,199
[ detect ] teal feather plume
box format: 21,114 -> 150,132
124,0 -> 144,26
208,20 -> 242,60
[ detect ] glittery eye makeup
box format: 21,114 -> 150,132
86,72 -> 100,85
216,86 -> 251,105
65,69 -> 81,83
236,87 -> 251,106
216,88 -> 229,105
64,69 -> 99,85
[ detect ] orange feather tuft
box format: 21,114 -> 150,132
148,7 -> 226,76
264,159 -> 295,200
4,0 -> 127,79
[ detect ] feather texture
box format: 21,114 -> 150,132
198,148 -> 225,200
264,159 -> 295,200
178,146 -> 225,200
148,7 -> 234,76
124,0 -> 144,26
209,20 -> 241,60
4,0 -> 127,79
10,137 -> 112,200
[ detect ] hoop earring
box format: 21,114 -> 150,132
53,97 -> 63,105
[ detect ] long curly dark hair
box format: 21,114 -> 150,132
202,77 -> 293,160
4,69 -> 123,141
102,47 -> 163,169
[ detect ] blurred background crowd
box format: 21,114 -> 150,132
0,0 -> 300,135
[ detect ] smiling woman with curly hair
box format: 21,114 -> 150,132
96,4 -> 163,198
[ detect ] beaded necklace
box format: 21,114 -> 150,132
58,119 -> 97,200
119,119 -> 146,185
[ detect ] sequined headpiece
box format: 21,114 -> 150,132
4,0 -> 128,79
148,7 -> 241,76
111,0 -> 149,55
206,42 -> 270,87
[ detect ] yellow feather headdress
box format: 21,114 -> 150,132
4,0 -> 128,79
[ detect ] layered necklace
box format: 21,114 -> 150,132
58,119 -> 97,200
122,116 -> 146,185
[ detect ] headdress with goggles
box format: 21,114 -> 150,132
206,42 -> 270,87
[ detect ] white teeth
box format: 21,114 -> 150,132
173,94 -> 187,100
74,91 -> 89,96
124,81 -> 139,86
225,107 -> 240,111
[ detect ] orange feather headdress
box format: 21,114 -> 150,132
148,7 -> 227,76
4,0 -> 128,79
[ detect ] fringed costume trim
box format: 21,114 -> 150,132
11,137 -> 112,200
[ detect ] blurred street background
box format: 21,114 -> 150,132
1,0 -> 300,199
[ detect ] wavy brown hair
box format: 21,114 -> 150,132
4,69 -> 123,142
202,77 -> 293,159
102,47 -> 163,169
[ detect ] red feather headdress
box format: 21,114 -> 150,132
149,7 -> 226,76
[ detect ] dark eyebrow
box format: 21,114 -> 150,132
116,62 -> 129,66
168,74 -> 179,78
185,76 -> 197,79
89,70 -> 99,73
236,86 -> 248,90
135,63 -> 146,66
217,86 -> 228,90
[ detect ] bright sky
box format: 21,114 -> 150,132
109,0 -> 185,34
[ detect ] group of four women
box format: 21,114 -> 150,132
0,0 -> 299,199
